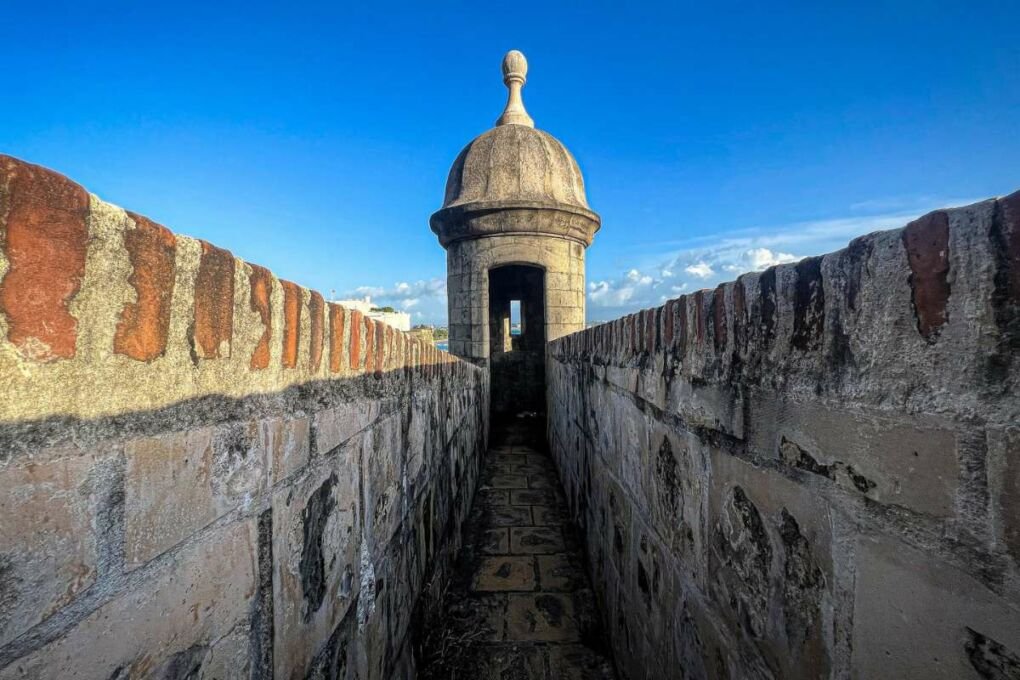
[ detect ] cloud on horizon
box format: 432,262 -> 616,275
337,278 -> 447,323
346,196 -> 980,325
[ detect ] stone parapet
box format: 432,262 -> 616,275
546,192 -> 1020,678
0,154 -> 490,678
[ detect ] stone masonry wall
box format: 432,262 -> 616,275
0,155 -> 489,679
547,193 -> 1020,679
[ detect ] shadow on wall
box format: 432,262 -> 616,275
546,190 -> 1020,679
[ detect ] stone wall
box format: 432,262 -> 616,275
446,234 -> 586,362
547,193 -> 1020,679
0,155 -> 489,679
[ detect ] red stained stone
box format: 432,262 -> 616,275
329,303 -> 345,373
0,156 -> 89,361
309,291 -> 324,371
281,280 -> 301,369
192,241 -> 235,360
902,211 -> 950,341
248,265 -> 272,370
374,320 -> 385,375
113,212 -> 177,361
349,310 -> 362,370
362,317 -> 375,373
385,325 -> 394,370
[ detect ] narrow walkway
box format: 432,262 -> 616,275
420,418 -> 617,679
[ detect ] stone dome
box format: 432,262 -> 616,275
440,125 -> 592,212
430,51 -> 600,248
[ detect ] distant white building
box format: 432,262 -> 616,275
332,296 -> 411,332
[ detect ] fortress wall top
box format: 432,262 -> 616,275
546,191 -> 1020,678
0,154 -> 473,448
0,154 -> 488,678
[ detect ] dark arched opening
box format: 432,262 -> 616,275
488,264 -> 545,419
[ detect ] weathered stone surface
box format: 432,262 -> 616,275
472,556 -> 537,591
0,450 -> 98,647
264,416 -> 310,483
0,153 -> 488,680
507,593 -> 581,642
113,212 -> 176,362
192,241 -> 234,360
852,534 -> 1020,679
0,155 -> 89,362
123,422 -> 267,568
992,427 -> 1020,565
0,520 -> 257,680
272,459 -> 360,680
546,193 -> 1019,679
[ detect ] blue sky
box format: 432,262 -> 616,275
4,1 -> 1018,324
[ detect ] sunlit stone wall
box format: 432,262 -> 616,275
0,155 -> 489,679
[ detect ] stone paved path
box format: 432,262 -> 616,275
419,419 -> 617,680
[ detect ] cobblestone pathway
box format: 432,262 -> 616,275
419,419 -> 617,680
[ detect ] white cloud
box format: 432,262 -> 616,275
340,278 -> 447,324
584,196 -> 975,321
684,262 -> 714,278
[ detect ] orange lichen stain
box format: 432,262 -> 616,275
249,265 -> 273,369
374,320 -> 386,376
114,212 -> 177,361
349,310 -> 363,370
309,291 -> 324,371
329,303 -> 345,373
192,241 -> 235,360
0,155 -> 89,361
363,317 -> 375,374
281,280 -> 302,368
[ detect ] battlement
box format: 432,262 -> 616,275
0,154 -> 488,678
547,190 -> 1020,678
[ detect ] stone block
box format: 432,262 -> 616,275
666,380 -> 744,440
507,593 -> 581,642
537,553 -> 586,592
511,527 -> 567,554
264,416 -> 310,483
851,534 -> 1020,679
361,416 -> 405,551
272,457 -> 361,680
990,426 -> 1020,565
0,450 -> 98,647
708,450 -> 834,679
472,556 -> 537,591
0,520 -> 257,680
751,400 -> 959,517
314,400 -> 379,455
124,422 -> 267,568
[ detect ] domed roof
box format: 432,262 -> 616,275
431,50 -> 600,248
441,124 -> 591,211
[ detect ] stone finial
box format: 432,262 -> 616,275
496,50 -> 535,128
